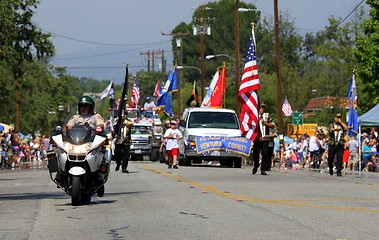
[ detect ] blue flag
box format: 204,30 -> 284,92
347,74 -> 358,137
167,68 -> 178,92
157,68 -> 177,119
164,92 -> 173,116
156,91 -> 173,117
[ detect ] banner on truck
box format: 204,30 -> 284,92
195,136 -> 253,156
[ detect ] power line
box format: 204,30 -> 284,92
53,44 -> 170,61
39,27 -> 170,47
336,0 -> 365,27
58,64 -> 175,69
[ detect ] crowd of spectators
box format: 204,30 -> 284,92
0,129 -> 52,169
275,127 -> 379,172
2,124 -> 379,173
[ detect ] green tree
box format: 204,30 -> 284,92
355,0 -> 379,112
170,0 -> 307,116
170,0 -> 261,111
0,0 -> 54,131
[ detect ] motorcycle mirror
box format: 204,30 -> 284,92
95,127 -> 104,133
53,126 -> 62,134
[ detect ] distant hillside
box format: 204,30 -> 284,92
50,45 -> 173,84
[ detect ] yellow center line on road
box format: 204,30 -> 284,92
275,198 -> 379,202
273,169 -> 379,187
141,165 -> 379,213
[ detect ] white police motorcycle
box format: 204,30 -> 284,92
48,124 -> 110,206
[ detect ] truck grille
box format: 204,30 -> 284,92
132,139 -> 149,145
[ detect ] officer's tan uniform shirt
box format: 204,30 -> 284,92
67,114 -> 105,129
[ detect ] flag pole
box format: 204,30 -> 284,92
251,22 -> 261,108
274,0 -> 284,135
223,62 -> 226,108
115,64 -> 129,137
352,68 -> 362,175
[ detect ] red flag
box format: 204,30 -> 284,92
238,27 -> 261,141
153,81 -> 161,98
210,66 -> 226,108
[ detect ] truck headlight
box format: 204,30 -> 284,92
62,142 -> 91,154
187,135 -> 196,146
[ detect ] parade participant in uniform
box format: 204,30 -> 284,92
328,113 -> 348,176
252,103 -> 276,175
65,96 -> 109,170
113,114 -> 133,173
164,120 -> 182,169
266,113 -> 277,171
65,96 -> 105,130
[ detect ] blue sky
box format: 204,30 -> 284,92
33,0 -> 366,82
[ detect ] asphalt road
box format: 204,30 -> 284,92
1,162 -> 379,240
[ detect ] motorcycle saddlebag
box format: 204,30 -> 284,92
47,150 -> 59,173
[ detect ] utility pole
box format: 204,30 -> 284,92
161,32 -> 190,113
161,50 -> 165,73
176,38 -> 182,113
140,50 -> 165,72
234,0 -> 241,115
152,50 -> 155,72
274,0 -> 284,135
193,6 -> 212,101
199,5 -> 205,100
15,62 -> 21,132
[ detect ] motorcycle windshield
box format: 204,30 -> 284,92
63,126 -> 95,144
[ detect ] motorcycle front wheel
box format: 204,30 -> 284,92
71,175 -> 81,206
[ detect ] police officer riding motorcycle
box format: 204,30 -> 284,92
48,96 -> 111,206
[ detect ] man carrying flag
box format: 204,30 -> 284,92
238,25 -> 261,142
238,25 -> 275,175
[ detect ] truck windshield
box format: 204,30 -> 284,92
188,112 -> 239,129
131,128 -> 151,134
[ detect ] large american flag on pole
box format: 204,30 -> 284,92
238,27 -> 261,141
130,76 -> 140,108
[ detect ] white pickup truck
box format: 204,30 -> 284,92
178,108 -> 243,168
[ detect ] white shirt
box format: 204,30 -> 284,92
309,136 -> 320,152
164,128 -> 182,150
144,102 -> 156,112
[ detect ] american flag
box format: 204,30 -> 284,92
282,97 -> 293,117
238,28 -> 261,141
130,76 -> 140,108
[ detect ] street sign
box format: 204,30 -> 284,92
292,112 -> 303,125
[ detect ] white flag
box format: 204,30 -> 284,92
100,80 -> 114,100
201,71 -> 219,108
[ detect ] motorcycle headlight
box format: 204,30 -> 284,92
62,142 -> 91,154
